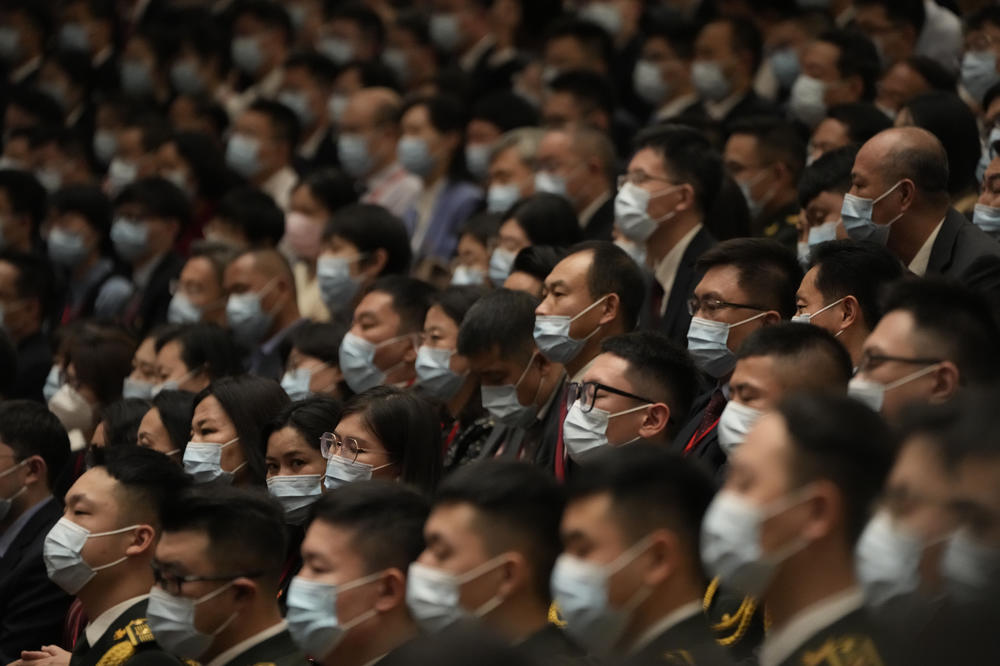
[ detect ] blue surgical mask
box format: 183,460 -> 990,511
488,248 -> 516,285
337,134 -> 372,179
93,129 -> 117,165
962,50 -> 1000,105
170,60 -> 204,95
486,183 -> 521,214
415,346 -> 465,399
533,295 -> 609,364
278,90 -> 314,128
841,182 -> 903,246
429,13 -> 461,52
120,60 -> 154,97
182,438 -> 243,484
110,217 -> 149,263
451,265 -> 485,286
286,574 -> 383,658
168,292 -> 204,325
317,255 -> 362,314
281,367 -> 313,401
226,134 -> 262,180
789,75 -> 827,127
338,332 -> 412,394
480,354 -> 539,427
397,137 -> 435,177
769,48 -> 800,89
267,475 -> 323,525
47,229 -> 89,269
977,127 -> 1000,184
534,171 -> 567,198
973,202 -> 1000,237
231,35 -> 262,74
0,27 -> 20,62
692,61 -> 731,102
633,60 -> 668,106
122,377 -> 155,400
59,23 -> 90,52
807,219 -> 839,248
318,36 -> 354,66
383,48 -> 409,84
226,286 -> 275,346
687,312 -> 768,378
43,365 -> 63,402
465,144 -> 491,181
106,158 -> 138,196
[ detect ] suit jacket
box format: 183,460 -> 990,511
405,180 -> 483,263
675,91 -> 780,148
217,628 -> 306,666
0,498 -> 72,664
10,331 -> 53,402
658,227 -> 717,346
670,387 -> 727,479
476,379 -> 564,476
928,207 -> 1000,293
123,253 -> 185,337
582,197 -> 614,241
69,599 -> 182,666
623,612 -> 738,666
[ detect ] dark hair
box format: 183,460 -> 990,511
297,169 -> 359,216
644,17 -> 696,60
283,51 -> 339,87
398,94 -> 469,181
435,461 -> 564,600
291,321 -> 348,367
247,98 -> 300,150
51,185 -> 113,237
115,177 -> 192,232
798,146 -> 856,208
364,276 -> 436,333
266,396 -> 343,453
548,70 -> 616,119
0,251 -> 54,323
150,390 -> 196,455
232,0 -> 293,44
470,92 -> 539,133
566,241 -> 645,331
324,204 -> 411,275
161,484 -> 287,588
696,239 -> 803,319
736,323 -> 852,388
0,400 -> 71,487
507,194 -> 583,247
153,324 -> 244,382
99,398 -> 150,448
706,175 -> 752,241
188,241 -> 240,289
808,240 -> 904,330
323,2 -> 385,49
510,246 -> 567,284
935,389 -> 1000,467
902,91 -> 980,195
545,18 -> 614,70
171,132 -> 234,201
633,124 -> 722,216
817,30 -> 881,101
880,278 -> 1000,386
0,330 -> 13,398
217,186 -> 285,247
310,480 -> 429,573
458,288 -> 539,361
89,445 -> 192,525
67,325 -> 137,407
709,17 -> 763,73
728,117 -> 807,183
855,0 -> 926,32
342,386 -> 443,493
825,103 -> 893,146
567,446 -> 715,581
459,212 -> 501,249
901,56 -> 956,94
430,286 -> 490,327
777,392 -> 895,543
0,169 -> 47,238
193,376 -> 292,486
600,331 -> 698,440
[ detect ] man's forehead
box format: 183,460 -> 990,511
583,352 -> 634,387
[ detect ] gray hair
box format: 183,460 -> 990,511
489,127 -> 545,167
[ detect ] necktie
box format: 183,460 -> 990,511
554,383 -> 570,482
684,389 -> 726,455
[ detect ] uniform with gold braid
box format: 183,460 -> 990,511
702,577 -> 766,663
69,601 -> 184,666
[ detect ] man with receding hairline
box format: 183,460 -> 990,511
223,248 -> 304,379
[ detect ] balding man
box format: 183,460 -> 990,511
534,127 -> 617,240
338,88 -> 420,218
224,249 -> 305,379
844,127 -> 1000,291
485,128 -> 543,214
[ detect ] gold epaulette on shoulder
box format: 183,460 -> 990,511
96,640 -> 136,666
99,618 -> 159,666
182,660 -> 200,666
800,635 -> 885,666
124,619 -> 157,647
548,602 -> 566,627
251,662 -> 277,666
661,649 -> 695,665
702,577 -> 758,647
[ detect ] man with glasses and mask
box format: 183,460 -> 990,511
407,460 -> 583,661
672,238 -> 801,474
849,278 -> 1000,421
152,486 -> 305,666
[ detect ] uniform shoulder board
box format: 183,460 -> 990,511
252,661 -> 277,666
799,634 -> 885,666
548,602 -> 566,627
703,577 -> 759,647
96,640 -> 136,666
124,619 -> 158,647
660,649 -> 695,665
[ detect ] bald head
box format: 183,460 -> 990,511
350,87 -> 402,126
856,127 -> 949,200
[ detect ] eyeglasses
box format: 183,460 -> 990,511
150,561 -> 266,596
617,172 -> 676,190
857,351 -> 942,374
567,381 -> 653,414
319,431 -> 390,463
687,296 -> 768,317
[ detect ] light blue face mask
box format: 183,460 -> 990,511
486,183 -> 521,214
59,23 -> 90,52
318,36 -> 354,66
687,312 -> 768,378
317,255 -> 362,314
47,228 -> 89,268
465,144 -> 491,182
122,377 -> 155,400
962,50 -> 1000,105
225,134 -> 263,180
488,248 -> 516,285
840,182 -> 903,246
0,27 -> 20,62
182,438 -> 243,484
43,365 -> 63,402
280,367 -> 313,401
397,137 -> 435,177
534,170 -> 567,198
168,292 -> 203,325
266,475 -> 323,525
533,295 -> 609,364
286,574 -> 383,658
808,219 -> 839,247
278,90 -> 314,128
170,60 -> 205,95
973,202 -> 1000,237
769,48 -> 800,89
231,35 -> 262,74
337,134 -> 372,179
415,346 -> 465,399
120,60 -> 154,97
480,353 -> 540,428
338,332 -> 412,394
976,127 -> 1000,184
226,284 -> 276,346
110,217 -> 149,263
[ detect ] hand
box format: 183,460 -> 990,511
15,645 -> 71,666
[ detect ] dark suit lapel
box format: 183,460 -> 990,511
0,497 -> 59,570
926,210 -> 962,275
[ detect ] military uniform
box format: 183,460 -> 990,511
518,624 -> 591,665
206,624 -> 306,666
69,599 -> 185,666
756,203 -> 799,252
623,603 -> 737,666
702,578 -> 766,664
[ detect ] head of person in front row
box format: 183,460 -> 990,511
554,446 -> 717,657
151,486 -> 296,663
563,330 -> 698,464
408,461 -> 567,648
286,481 -> 429,666
282,321 -> 349,401
1,400 -> 71,529
703,394 -> 894,628
137,389 -> 195,462
153,323 -> 244,394
186,375 -> 291,487
850,278 -> 1000,422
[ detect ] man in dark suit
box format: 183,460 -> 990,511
0,253 -> 53,402
0,402 -> 72,664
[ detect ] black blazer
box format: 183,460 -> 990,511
123,253 -> 185,337
670,387 -> 727,479
928,207 -> 1000,283
0,498 -> 72,664
659,227 -> 717,346
582,196 -> 615,241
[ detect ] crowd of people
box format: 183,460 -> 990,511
1,0 -> 1000,664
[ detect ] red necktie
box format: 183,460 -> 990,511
684,389 -> 726,455
554,384 -> 570,482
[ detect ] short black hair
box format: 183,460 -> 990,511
567,241 -> 645,331
323,2 -> 385,49
217,186 -> 285,247
545,18 -> 614,70
247,98 -> 300,150
115,177 -> 192,232
510,246 -> 568,284
880,278 -> 1000,386
507,193 -> 583,247
458,288 -> 539,362
0,169 -> 46,237
808,239 -> 904,330
470,92 -> 539,133
0,251 -> 54,322
817,30 -> 881,101
902,56 -> 956,93
231,0 -> 293,44
0,331 -> 13,398
324,204 -> 411,275
154,324 -> 244,383
855,0 -> 926,32
736,323 -> 853,389
310,480 -> 429,573
435,461 -> 564,601
567,446 -> 715,581
776,392 -> 895,543
633,124 -> 723,215
644,17 -> 696,60
297,168 -> 359,215
89,445 -> 192,526
902,91 -> 979,195
459,212 -> 502,249
709,17 -> 764,73
283,51 -> 339,87
825,103 -> 894,146
696,238 -> 803,319
5,85 -> 63,128
966,6 -> 1000,33
548,70 -> 616,119
398,95 -> 468,180
798,145 -> 856,209
149,390 -> 196,455
0,400 -> 70,488
265,396 -> 343,454
600,331 -> 698,441
728,117 -> 807,183
431,285 -> 490,327
291,321 -> 347,367
933,388 -> 1000,467
98,398 -> 150,448
51,185 -> 113,237
161,485 -> 287,588
364,276 -> 436,333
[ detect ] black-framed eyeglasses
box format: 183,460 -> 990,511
567,381 -> 653,414
857,351 -> 942,374
151,561 -> 267,596
319,431 -> 390,463
687,296 -> 768,317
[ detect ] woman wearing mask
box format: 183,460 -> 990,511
450,212 -> 500,287
186,376 -> 290,487
153,323 -> 243,394
123,324 -> 177,399
91,398 -> 150,448
285,169 -> 358,322
322,386 -> 442,495
397,94 -> 483,272
281,322 -> 348,401
137,390 -> 195,461
489,193 -> 582,285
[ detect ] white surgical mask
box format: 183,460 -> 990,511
533,295 -> 609,363
686,312 -> 768,378
48,383 -> 94,435
405,557 -> 508,633
168,291 -> 204,325
225,134 -> 262,180
415,346 -> 466,399
562,400 -> 648,463
122,376 -> 155,400
692,61 -> 731,102
488,248 -> 516,285
397,137 -> 435,178
317,255 -> 363,314
337,134 -> 372,179
451,264 -> 486,286
465,144 -> 491,182
146,582 -> 238,658
940,529 -> 1000,603
323,454 -> 393,491
111,217 -> 150,263
182,438 -> 243,484
614,182 -> 679,243
716,401 -> 763,457
973,202 -> 1000,237
226,285 -> 275,346
789,75 -> 827,127
267,474 -> 323,525
486,183 -> 521,214
855,511 -> 927,606
480,354 -> 540,427
633,59 -> 669,105
44,517 -> 138,594
961,50 -> 1000,105
534,170 -> 567,199
43,364 -> 63,402
807,219 -> 839,248
840,182 -> 903,245
286,573 -> 382,658
281,367 -> 314,401
847,363 -> 940,413
338,332 -> 412,394
790,296 -> 845,326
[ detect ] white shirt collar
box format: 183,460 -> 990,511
205,620 -> 288,666
907,217 -> 945,277
653,223 -> 702,316
459,35 -> 495,72
654,92 -> 699,122
261,166 -> 298,212
628,599 -> 703,654
704,90 -> 746,121
85,594 -> 149,647
759,586 -> 866,666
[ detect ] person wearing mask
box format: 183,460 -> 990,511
123,325 -> 174,400
789,30 -> 881,128
288,481 -> 427,666
854,0 -> 961,74
279,52 -> 338,172
850,278 -> 1000,421
56,0 -> 118,93
0,252 -> 52,402
204,187 -> 286,252
339,276 -> 434,394
464,92 -> 539,182
168,241 -> 237,327
704,393 -> 895,666
397,94 -> 482,267
227,100 -> 299,213
616,124 -> 719,345
456,289 -> 564,471
555,445 -> 732,663
153,324 -> 243,395
795,147 -> 855,265
490,194 -> 582,286
41,446 -> 191,666
874,56 -> 955,120
429,0 -> 519,85
0,3 -> 48,88
137,390 -> 195,461
0,401 -> 72,664
223,249 -> 304,380
167,14 -> 230,103
960,7 -> 1000,108
807,103 -> 892,164
975,138 -> 1000,240
718,323 -> 852,456
281,322 -> 347,401
321,386 -> 443,495
107,115 -> 171,198
450,213 -> 498,287
118,30 -> 171,106
152,486 -> 306,666
338,88 -> 421,219
795,240 -> 904,368
483,129 -> 542,215
533,126 -> 617,241
503,246 -> 567,299
562,330 -> 698,466
187,376 -> 290,487
315,3 -> 384,65
0,169 -> 46,255
409,460 -> 585,661
672,239 -> 801,474
542,70 -> 637,160
111,178 -> 187,335
724,118 -> 805,249
633,20 -> 699,123
227,0 -> 293,118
